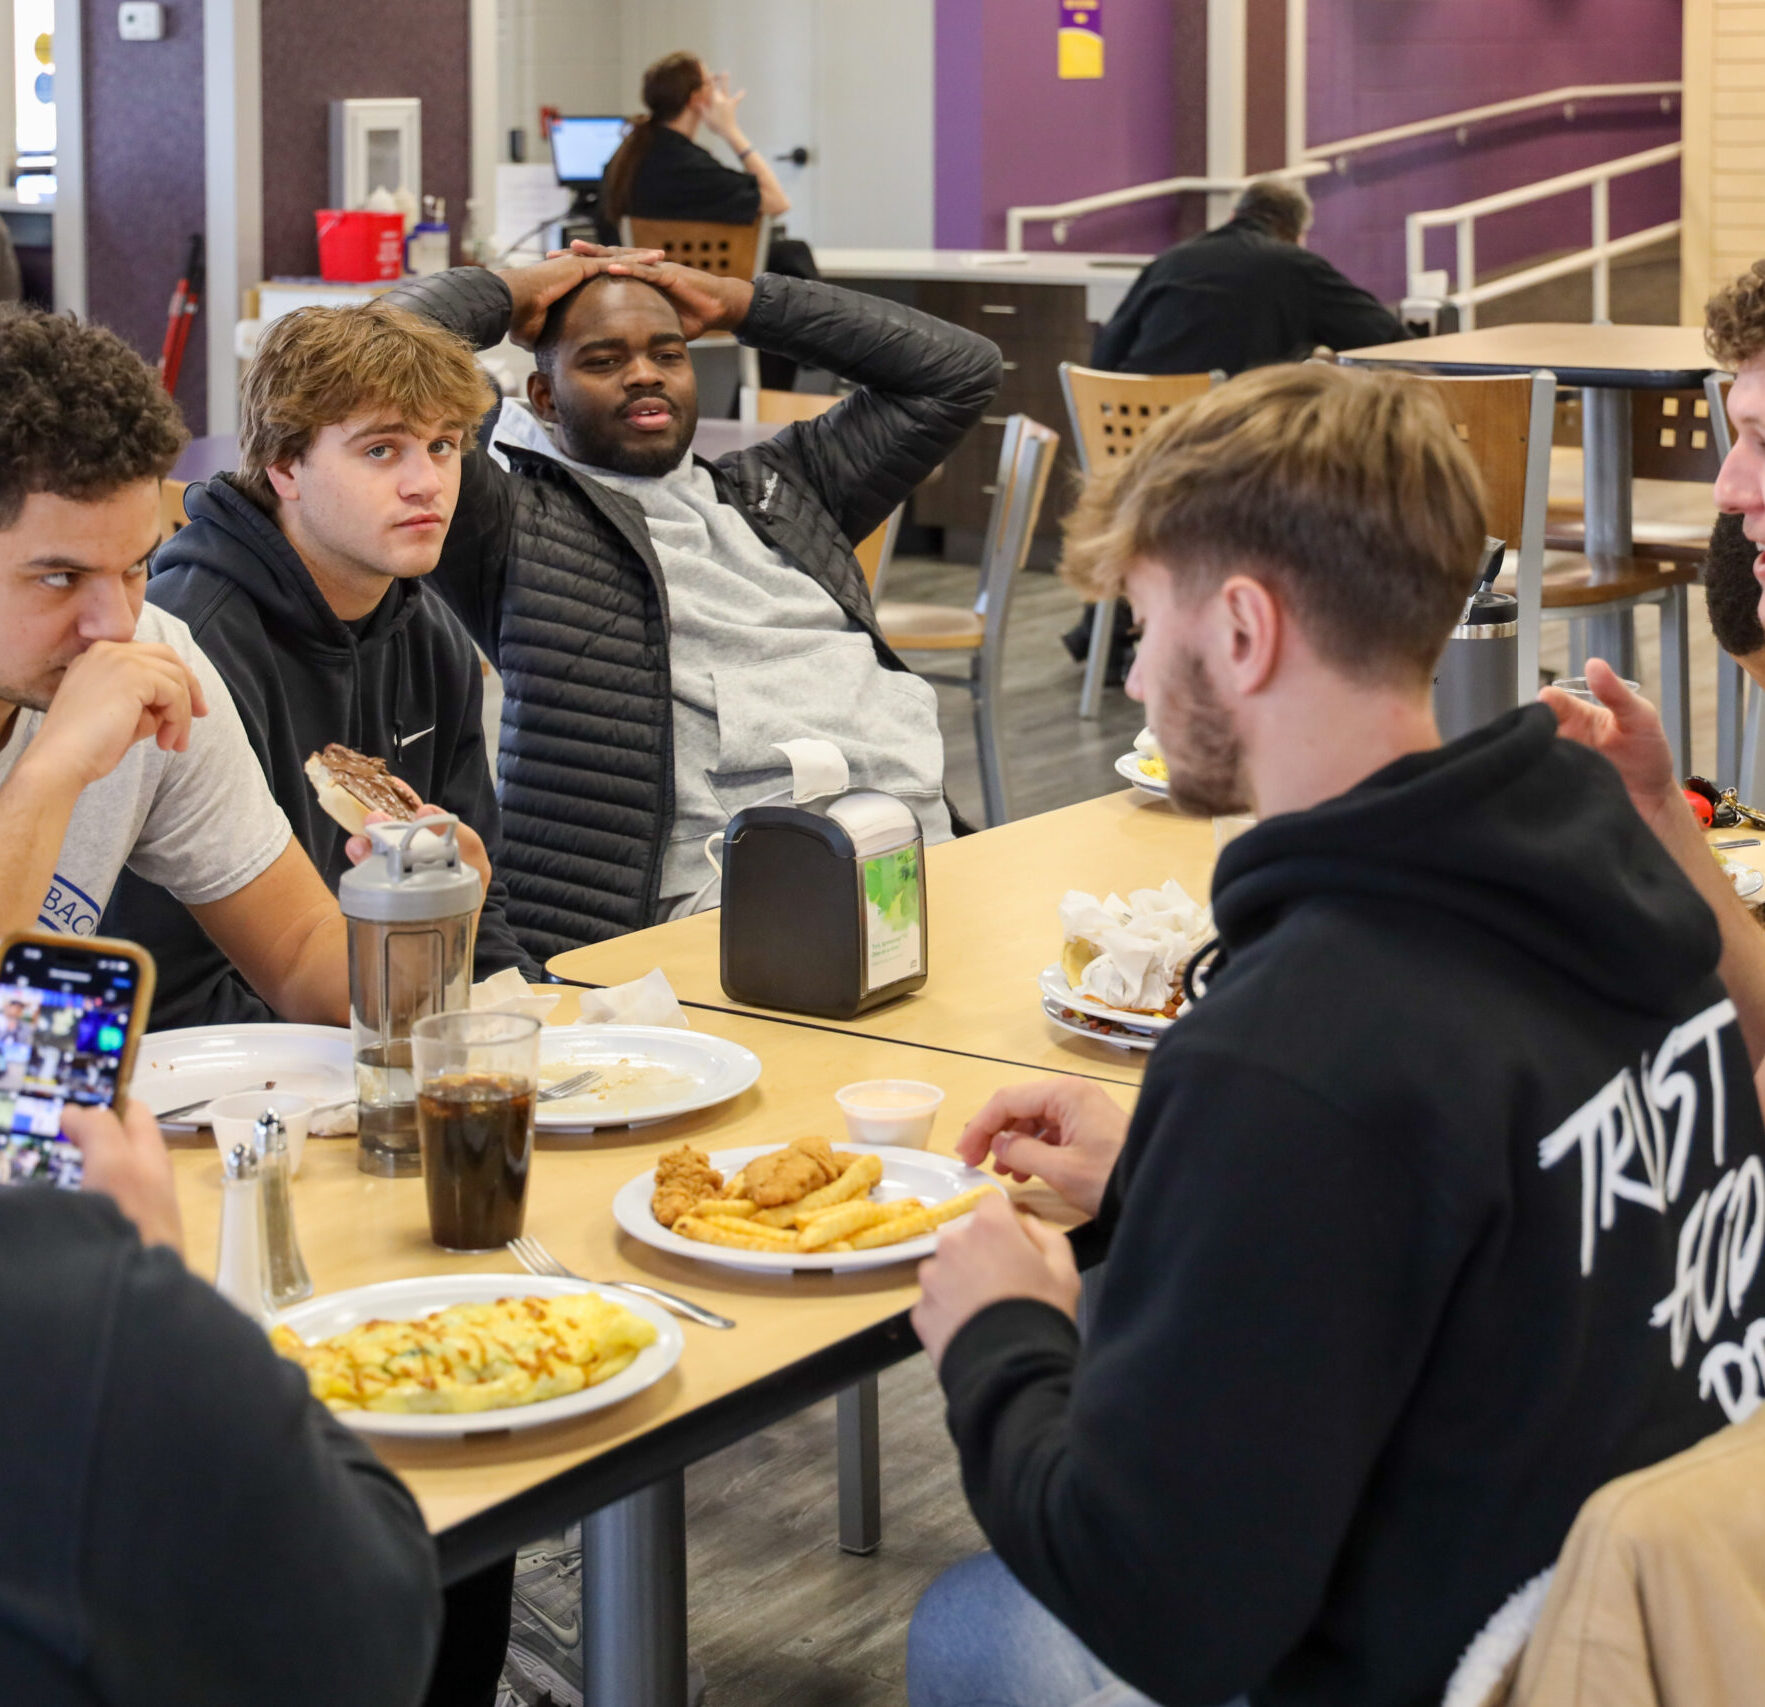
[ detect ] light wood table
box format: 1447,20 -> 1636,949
169,1003 -> 1129,1699
548,789 -> 1214,1085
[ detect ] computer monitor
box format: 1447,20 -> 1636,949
550,116 -> 628,188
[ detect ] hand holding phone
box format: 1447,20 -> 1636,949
62,1101 -> 184,1253
0,933 -> 155,1189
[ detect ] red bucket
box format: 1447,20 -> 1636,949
315,210 -> 406,282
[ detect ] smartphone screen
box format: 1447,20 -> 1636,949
0,940 -> 143,1188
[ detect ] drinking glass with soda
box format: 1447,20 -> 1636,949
411,1012 -> 540,1251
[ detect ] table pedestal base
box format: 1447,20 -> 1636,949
582,1474 -> 691,1707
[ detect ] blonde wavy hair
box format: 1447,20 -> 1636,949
1060,361 -> 1487,686
237,301 -> 496,507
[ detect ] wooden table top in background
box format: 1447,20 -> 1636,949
548,789 -> 1215,1085
1343,322 -> 1720,389
170,1006 -> 1133,1543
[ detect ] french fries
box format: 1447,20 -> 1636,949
660,1144 -> 987,1257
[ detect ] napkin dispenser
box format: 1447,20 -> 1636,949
720,789 -> 928,1019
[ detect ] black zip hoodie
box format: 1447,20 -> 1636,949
939,706 -> 1765,1707
101,475 -> 538,1028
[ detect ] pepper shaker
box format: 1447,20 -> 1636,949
255,1110 -> 313,1307
215,1144 -> 270,1324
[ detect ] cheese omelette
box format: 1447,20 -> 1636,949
270,1293 -> 658,1415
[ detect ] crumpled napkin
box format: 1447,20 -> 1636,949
1058,879 -> 1212,1014
570,967 -> 690,1030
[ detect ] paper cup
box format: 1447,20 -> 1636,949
209,1090 -> 313,1178
834,1080 -> 945,1148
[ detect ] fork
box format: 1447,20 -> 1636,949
537,1067 -> 604,1103
508,1234 -> 735,1329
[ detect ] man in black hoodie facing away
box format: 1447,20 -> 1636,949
103,301 -> 539,1026
905,363 -> 1765,1707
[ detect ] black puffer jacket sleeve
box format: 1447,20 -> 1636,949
740,274 -> 1003,546
382,268 -> 521,661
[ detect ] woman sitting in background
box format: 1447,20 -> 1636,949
598,50 -> 818,388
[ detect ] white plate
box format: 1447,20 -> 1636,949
613,1145 -> 1005,1273
1729,863 -> 1765,901
1041,996 -> 1157,1053
1115,751 -> 1168,798
535,1025 -> 761,1130
136,1023 -> 354,1128
1037,965 -> 1175,1033
273,1273 -> 684,1438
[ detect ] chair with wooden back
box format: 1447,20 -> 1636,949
751,388 -> 903,596
158,479 -> 190,543
1058,363 -> 1221,718
1415,369 -> 1558,726
621,216 -> 772,403
876,414 -> 1060,826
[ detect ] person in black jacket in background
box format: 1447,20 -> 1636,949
1090,176 -> 1408,377
381,248 -> 999,961
905,363 -> 1765,1707
1,1097 -> 439,1704
1073,178 -> 1409,683
103,301 -> 540,1027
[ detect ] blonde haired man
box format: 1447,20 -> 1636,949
104,301 -> 539,1029
906,363 -> 1765,1707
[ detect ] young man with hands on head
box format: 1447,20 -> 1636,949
103,299 -> 536,1027
381,242 -> 998,958
906,363 -> 1765,1707
0,307 -> 350,1022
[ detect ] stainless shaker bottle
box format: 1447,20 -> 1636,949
338,816 -> 480,1177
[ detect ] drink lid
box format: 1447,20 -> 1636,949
1458,588 -> 1519,626
338,814 -> 482,924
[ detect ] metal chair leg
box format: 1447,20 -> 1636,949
837,1376 -> 882,1555
1719,651 -> 1748,793
974,672 -> 1008,828
1659,586 -> 1691,781
1078,597 -> 1115,720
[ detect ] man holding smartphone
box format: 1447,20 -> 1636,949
0,1092 -> 444,1703
0,308 -> 351,1021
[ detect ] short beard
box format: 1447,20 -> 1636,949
1164,650 -> 1252,818
554,394 -> 699,478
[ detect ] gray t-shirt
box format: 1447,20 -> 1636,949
495,404 -> 952,916
0,606 -> 292,936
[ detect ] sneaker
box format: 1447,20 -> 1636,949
503,1534 -> 583,1707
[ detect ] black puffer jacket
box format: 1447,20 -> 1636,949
383,267 -> 1001,962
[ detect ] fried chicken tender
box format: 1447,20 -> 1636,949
742,1134 -> 840,1207
651,1145 -> 724,1228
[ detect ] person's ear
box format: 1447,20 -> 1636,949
1216,574 -> 1282,697
527,367 -> 558,423
265,460 -> 301,504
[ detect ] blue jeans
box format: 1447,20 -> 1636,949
907,1551 -> 1169,1707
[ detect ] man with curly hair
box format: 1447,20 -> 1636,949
0,306 -> 349,1022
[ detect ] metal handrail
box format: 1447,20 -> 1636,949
1405,142 -> 1682,329
1002,80 -> 1679,254
1004,167 -> 1329,252
1302,81 -> 1679,168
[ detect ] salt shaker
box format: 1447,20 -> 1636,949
255,1111 -> 313,1307
215,1144 -> 270,1324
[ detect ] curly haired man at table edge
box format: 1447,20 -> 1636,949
905,363 -> 1765,1707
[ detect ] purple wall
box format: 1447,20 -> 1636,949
1306,0 -> 1683,304
260,0 -> 472,279
935,0 -> 1203,252
81,1 -> 208,432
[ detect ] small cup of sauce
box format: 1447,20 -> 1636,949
834,1080 -> 946,1148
